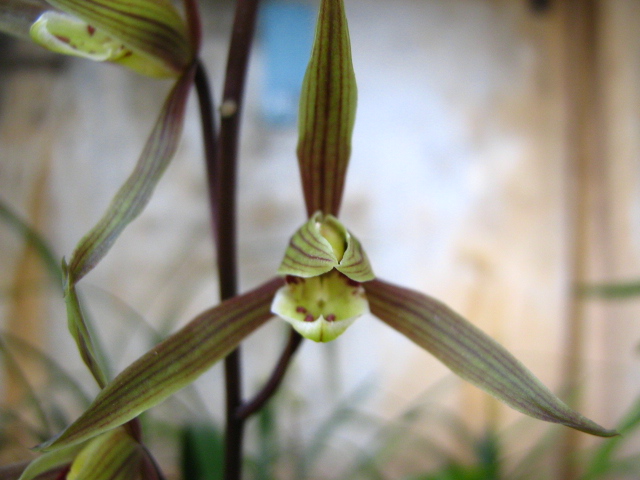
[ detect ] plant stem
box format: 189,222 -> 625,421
238,330 -> 303,419
215,0 -> 261,478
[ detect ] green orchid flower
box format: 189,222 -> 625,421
1,0 -> 202,477
32,0 -> 615,458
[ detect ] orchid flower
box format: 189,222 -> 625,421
2,0 -> 201,389
1,0 -> 201,477
28,0 -> 614,461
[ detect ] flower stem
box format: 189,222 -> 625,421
215,0 -> 261,478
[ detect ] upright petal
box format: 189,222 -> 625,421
366,278 -> 616,437
297,0 -> 357,217
38,277 -> 283,452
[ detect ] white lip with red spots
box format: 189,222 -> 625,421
271,270 -> 369,343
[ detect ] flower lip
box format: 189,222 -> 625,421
272,270 -> 369,342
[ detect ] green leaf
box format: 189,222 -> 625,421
297,0 -> 357,217
38,277 -> 283,451
366,279 -> 617,437
17,443 -> 79,480
66,428 -> 142,480
277,212 -> 374,282
0,197 -> 62,283
579,280 -> 640,299
42,0 -> 192,77
66,66 -> 195,285
0,0 -> 49,41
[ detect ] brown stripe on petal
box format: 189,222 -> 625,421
366,278 -> 616,437
297,0 -> 357,217
39,277 -> 284,451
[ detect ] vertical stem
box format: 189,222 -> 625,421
559,0 -> 607,477
216,1 -> 261,479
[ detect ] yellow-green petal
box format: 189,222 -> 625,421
42,0 -> 192,77
297,0 -> 357,216
278,212 -> 374,282
366,278 -> 617,438
38,278 -> 282,452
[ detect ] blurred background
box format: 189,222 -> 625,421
1,0 -> 640,478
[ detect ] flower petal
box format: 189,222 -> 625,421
43,0 -> 192,76
366,278 -> 617,437
16,443 -> 79,480
66,65 -> 195,285
297,0 -> 357,217
67,428 -> 142,480
278,212 -> 374,282
38,277 -> 283,452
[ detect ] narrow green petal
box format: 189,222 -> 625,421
366,279 -> 617,437
17,443 -> 79,480
63,261 -> 109,389
278,212 -> 374,282
0,0 -> 49,41
38,277 -> 282,451
44,0 -> 192,76
67,428 -> 141,480
66,66 -> 195,285
297,0 -> 357,217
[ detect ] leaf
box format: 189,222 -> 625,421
366,279 -> 617,437
297,0 -> 357,217
579,280 -> 640,299
66,65 -> 195,285
0,197 -> 62,283
38,277 -> 283,451
277,212 -> 374,282
0,0 -> 49,41
66,428 -> 142,480
44,0 -> 192,76
16,443 -> 79,480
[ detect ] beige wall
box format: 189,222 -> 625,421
1,0 -> 640,476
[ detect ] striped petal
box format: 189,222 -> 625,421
277,212 -> 374,282
366,278 -> 616,437
38,277 -> 282,451
67,428 -> 142,480
40,0 -> 192,77
66,65 -> 195,285
297,0 -> 357,217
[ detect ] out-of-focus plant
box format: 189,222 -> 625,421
0,0 -> 617,478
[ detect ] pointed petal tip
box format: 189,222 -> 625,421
366,278 -> 618,439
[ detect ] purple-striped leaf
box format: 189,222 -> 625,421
366,278 -> 616,437
38,278 -> 283,451
66,65 -> 195,284
297,0 -> 357,217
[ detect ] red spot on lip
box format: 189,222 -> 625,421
87,25 -> 96,35
304,314 -> 315,322
296,306 -> 307,314
54,35 -> 71,44
326,314 -> 336,322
